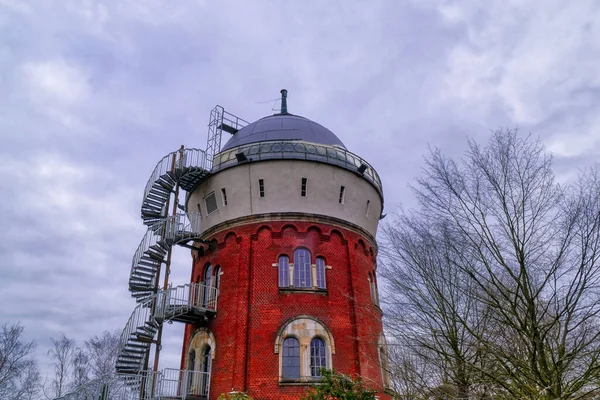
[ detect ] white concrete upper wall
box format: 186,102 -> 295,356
186,160 -> 383,238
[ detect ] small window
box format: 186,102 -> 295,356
213,266 -> 221,290
259,179 -> 265,198
366,200 -> 370,217
293,248 -> 312,288
204,192 -> 218,215
201,345 -> 211,394
278,255 -> 290,287
316,257 -> 326,289
221,188 -> 228,206
339,186 -> 345,204
310,338 -> 327,377
370,271 -> 380,306
282,337 -> 300,379
301,178 -> 307,197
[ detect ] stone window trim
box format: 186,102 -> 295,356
378,333 -> 391,389
274,317 -> 335,384
186,328 -> 216,367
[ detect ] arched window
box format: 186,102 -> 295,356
293,248 -> 312,288
369,271 -> 379,306
275,317 -> 334,381
213,266 -> 220,291
315,257 -> 326,289
378,334 -> 391,388
186,329 -> 215,397
204,264 -> 212,285
282,337 -> 300,379
278,255 -> 290,287
203,264 -> 212,306
200,345 -> 211,395
310,338 -> 327,377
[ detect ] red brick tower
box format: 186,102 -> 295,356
181,90 -> 390,399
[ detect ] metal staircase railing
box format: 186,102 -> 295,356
54,369 -> 208,400
141,148 -> 211,227
55,106 -> 250,400
129,225 -> 166,302
116,283 -> 217,375
116,298 -> 156,374
129,212 -> 202,303
155,282 -> 218,324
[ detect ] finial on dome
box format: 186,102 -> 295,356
280,89 -> 288,114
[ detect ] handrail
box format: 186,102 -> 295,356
130,223 -> 164,282
141,148 -> 210,210
213,140 -> 384,200
117,298 -> 154,361
53,368 -> 212,400
53,370 -> 159,400
162,212 -> 202,242
155,283 -> 218,322
159,368 -> 210,399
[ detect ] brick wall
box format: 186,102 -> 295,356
180,220 -> 390,400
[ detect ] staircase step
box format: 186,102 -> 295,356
149,244 -> 167,254
133,265 -> 157,273
137,260 -> 160,268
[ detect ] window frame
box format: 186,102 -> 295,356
278,255 -> 290,287
315,257 -> 326,289
204,192 -> 218,215
220,188 -> 228,206
276,317 -> 334,384
310,337 -> 327,377
281,336 -> 301,380
293,248 -> 312,288
301,177 -> 307,197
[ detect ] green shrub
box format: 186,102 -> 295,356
302,369 -> 378,400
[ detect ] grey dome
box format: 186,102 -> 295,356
221,114 -> 346,151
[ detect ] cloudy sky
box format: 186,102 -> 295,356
1,0 -> 599,383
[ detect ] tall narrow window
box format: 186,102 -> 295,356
310,338 -> 327,377
221,188 -> 228,206
259,179 -> 265,198
366,200 -> 370,217
203,264 -> 212,306
339,186 -> 345,204
201,345 -> 211,395
278,255 -> 290,287
369,271 -> 379,306
301,178 -> 307,197
213,266 -> 220,291
316,257 -> 326,289
293,248 -> 312,287
282,337 -> 300,379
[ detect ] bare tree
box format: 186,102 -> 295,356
71,347 -> 88,389
85,330 -> 119,379
47,333 -> 75,397
0,322 -> 40,400
381,130 -> 600,399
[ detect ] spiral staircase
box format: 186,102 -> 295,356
54,106 -> 249,400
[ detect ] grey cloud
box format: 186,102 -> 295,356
1,0 -> 598,383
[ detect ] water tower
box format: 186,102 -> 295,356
178,90 -> 390,398
58,91 -> 390,400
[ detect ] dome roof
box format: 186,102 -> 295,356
221,114 -> 346,151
